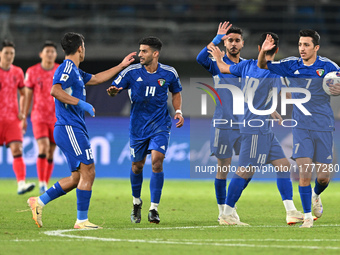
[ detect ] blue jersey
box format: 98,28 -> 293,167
197,46 -> 243,129
268,56 -> 340,131
230,59 -> 284,134
112,63 -> 182,139
53,59 -> 92,132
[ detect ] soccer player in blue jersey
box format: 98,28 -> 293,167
107,36 -> 184,224
196,22 -> 245,222
27,32 -> 136,229
258,29 -> 340,228
208,29 -> 303,225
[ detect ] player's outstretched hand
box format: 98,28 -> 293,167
329,82 -> 340,96
107,86 -> 123,97
270,111 -> 283,125
262,34 -> 276,52
121,52 -> 137,69
207,45 -> 225,61
174,113 -> 184,128
77,99 -> 95,117
217,21 -> 232,40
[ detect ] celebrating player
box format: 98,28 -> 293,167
208,29 -> 303,225
196,22 -> 245,222
107,36 -> 184,224
258,29 -> 340,228
0,40 -> 35,195
27,32 -> 136,229
24,41 -> 59,194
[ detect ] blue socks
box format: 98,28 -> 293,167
276,171 -> 293,200
150,172 -> 164,203
214,178 -> 226,205
226,175 -> 247,208
130,168 -> 143,198
314,178 -> 329,195
39,181 -> 66,205
76,189 -> 92,221
299,185 -> 312,213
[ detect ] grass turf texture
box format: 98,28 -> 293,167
1,178 -> 340,255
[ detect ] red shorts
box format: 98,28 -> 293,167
32,121 -> 55,144
0,119 -> 23,146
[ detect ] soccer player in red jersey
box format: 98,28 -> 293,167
24,41 -> 59,194
0,40 -> 35,194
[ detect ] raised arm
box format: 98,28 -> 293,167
258,34 -> 276,69
86,52 -> 136,85
172,92 -> 184,128
207,45 -> 231,74
197,21 -> 232,68
207,21 -> 232,48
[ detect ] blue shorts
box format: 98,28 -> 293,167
210,127 -> 241,159
292,128 -> 333,164
130,131 -> 170,162
238,132 -> 286,168
54,125 -> 94,171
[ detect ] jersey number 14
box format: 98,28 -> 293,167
145,86 -> 156,96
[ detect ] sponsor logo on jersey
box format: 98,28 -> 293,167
327,155 -> 332,160
158,79 -> 166,86
316,69 -> 325,77
294,70 -> 300,75
137,77 -> 143,81
60,74 -> 69,82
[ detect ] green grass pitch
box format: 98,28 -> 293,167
1,178 -> 340,255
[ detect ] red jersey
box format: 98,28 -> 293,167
25,63 -> 59,124
0,65 -> 25,121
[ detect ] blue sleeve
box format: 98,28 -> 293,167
229,60 -> 248,77
79,69 -> 92,85
196,46 -> 219,76
267,59 -> 293,77
53,67 -> 74,89
111,69 -> 131,90
169,70 -> 182,94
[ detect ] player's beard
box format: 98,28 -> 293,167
227,47 -> 241,57
140,57 -> 152,66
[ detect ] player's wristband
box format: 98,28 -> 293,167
175,109 -> 183,115
212,34 -> 224,45
77,100 -> 95,117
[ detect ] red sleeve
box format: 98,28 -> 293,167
17,67 -> 25,89
24,67 -> 34,89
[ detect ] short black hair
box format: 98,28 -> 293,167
139,36 -> 162,51
226,27 -> 243,37
259,32 -> 279,56
41,40 -> 57,51
299,29 -> 320,46
1,39 -> 15,51
61,32 -> 84,56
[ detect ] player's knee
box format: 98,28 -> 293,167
317,177 -> 330,186
11,147 -> 22,157
132,162 -> 144,174
152,161 -> 163,173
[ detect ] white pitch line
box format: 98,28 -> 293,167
125,224 -> 340,230
41,229 -> 340,250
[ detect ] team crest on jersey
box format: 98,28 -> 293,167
316,69 -> 325,77
158,79 -> 166,86
60,74 -> 69,82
